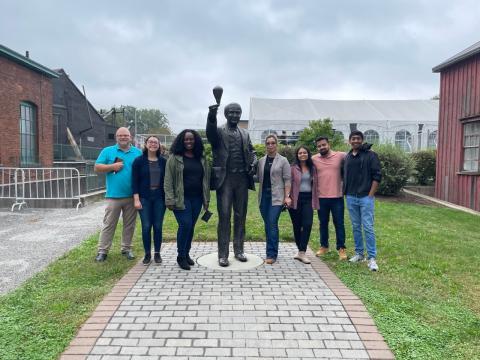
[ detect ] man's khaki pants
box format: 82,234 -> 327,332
98,197 -> 137,254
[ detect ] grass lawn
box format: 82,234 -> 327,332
0,191 -> 478,360
309,198 -> 480,360
0,230 -> 140,360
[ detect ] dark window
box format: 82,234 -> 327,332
20,102 -> 38,166
108,133 -> 115,140
463,121 -> 480,172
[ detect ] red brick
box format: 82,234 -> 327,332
0,57 -> 54,167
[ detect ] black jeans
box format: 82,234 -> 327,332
288,192 -> 313,252
317,197 -> 346,250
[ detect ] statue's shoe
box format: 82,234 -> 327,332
219,258 -> 229,267
235,253 -> 247,262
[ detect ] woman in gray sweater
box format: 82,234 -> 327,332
257,135 -> 291,264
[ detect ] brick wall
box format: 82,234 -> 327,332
0,57 -> 54,167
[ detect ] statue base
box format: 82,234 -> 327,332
196,252 -> 264,271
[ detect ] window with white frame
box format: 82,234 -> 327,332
463,121 -> 480,172
395,129 -> 413,152
427,130 -> 437,149
364,129 -> 380,144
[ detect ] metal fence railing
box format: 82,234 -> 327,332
0,167 -> 83,211
0,168 -> 24,211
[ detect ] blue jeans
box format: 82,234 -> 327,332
138,189 -> 166,255
260,190 -> 283,259
346,195 -> 377,259
318,197 -> 346,250
173,195 -> 203,258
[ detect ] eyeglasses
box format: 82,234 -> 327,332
147,141 -> 159,145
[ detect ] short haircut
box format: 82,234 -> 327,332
315,136 -> 329,144
265,134 -> 278,144
349,130 -> 364,140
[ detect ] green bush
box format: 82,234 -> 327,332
203,142 -> 212,164
253,143 -> 266,159
375,144 -> 415,195
411,150 -> 436,185
297,118 -> 345,152
278,145 -> 296,164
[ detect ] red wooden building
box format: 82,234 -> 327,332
433,42 -> 480,211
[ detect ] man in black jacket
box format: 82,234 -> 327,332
207,103 -> 257,267
343,130 -> 382,271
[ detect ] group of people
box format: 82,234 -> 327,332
256,131 -> 381,271
94,102 -> 382,272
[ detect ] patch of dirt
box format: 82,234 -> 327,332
376,191 -> 441,207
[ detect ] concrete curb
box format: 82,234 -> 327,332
403,189 -> 479,216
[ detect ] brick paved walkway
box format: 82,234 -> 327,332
62,242 -> 394,360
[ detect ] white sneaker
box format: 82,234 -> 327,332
368,258 -> 379,271
349,253 -> 365,263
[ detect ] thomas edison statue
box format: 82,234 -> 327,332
207,103 -> 257,267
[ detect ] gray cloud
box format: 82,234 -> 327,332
1,0 -> 479,131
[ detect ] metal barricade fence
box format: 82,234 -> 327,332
0,168 -> 24,211
0,167 -> 83,211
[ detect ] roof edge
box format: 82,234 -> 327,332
432,41 -> 480,73
0,44 -> 59,78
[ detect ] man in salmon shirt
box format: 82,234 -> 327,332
312,136 -> 347,260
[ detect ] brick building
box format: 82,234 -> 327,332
0,44 -> 58,167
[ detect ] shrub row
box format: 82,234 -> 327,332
204,142 -> 435,196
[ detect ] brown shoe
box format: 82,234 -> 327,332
338,248 -> 348,261
315,247 -> 329,257
265,258 -> 276,264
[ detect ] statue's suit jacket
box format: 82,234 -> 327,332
206,116 -> 256,191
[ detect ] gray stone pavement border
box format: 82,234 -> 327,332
60,242 -> 394,360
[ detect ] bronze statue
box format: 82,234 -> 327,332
207,87 -> 257,267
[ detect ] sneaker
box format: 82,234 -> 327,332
121,250 -> 135,260
338,248 -> 348,261
142,254 -> 151,266
315,247 -> 329,257
349,253 -> 365,263
154,252 -> 162,264
294,251 -> 311,264
368,258 -> 379,272
95,253 -> 107,262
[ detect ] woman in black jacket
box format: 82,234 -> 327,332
132,136 -> 167,265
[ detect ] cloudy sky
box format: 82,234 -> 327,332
1,0 -> 479,131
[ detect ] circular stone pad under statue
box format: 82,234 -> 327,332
196,252 -> 264,271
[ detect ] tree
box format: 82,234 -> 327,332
101,105 -> 170,134
297,118 -> 345,152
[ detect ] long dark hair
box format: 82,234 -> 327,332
142,135 -> 162,157
294,145 -> 313,172
170,129 -> 204,159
